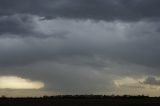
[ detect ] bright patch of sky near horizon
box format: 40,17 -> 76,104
0,76 -> 44,89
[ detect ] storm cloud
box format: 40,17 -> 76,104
0,18 -> 160,68
0,0 -> 160,96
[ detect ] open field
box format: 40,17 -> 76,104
0,96 -> 160,106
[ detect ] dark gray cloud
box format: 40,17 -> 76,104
0,14 -> 35,35
143,77 -> 160,86
0,0 -> 160,21
0,19 -> 160,69
0,14 -> 67,38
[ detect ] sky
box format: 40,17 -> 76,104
0,0 -> 160,97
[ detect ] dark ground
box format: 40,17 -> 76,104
0,95 -> 160,106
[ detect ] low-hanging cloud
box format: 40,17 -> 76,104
143,77 -> 160,86
0,18 -> 160,68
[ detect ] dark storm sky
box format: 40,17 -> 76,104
0,0 -> 160,96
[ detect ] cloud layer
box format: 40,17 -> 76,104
0,0 -> 160,21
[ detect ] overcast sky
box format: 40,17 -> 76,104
1,0 -> 160,97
